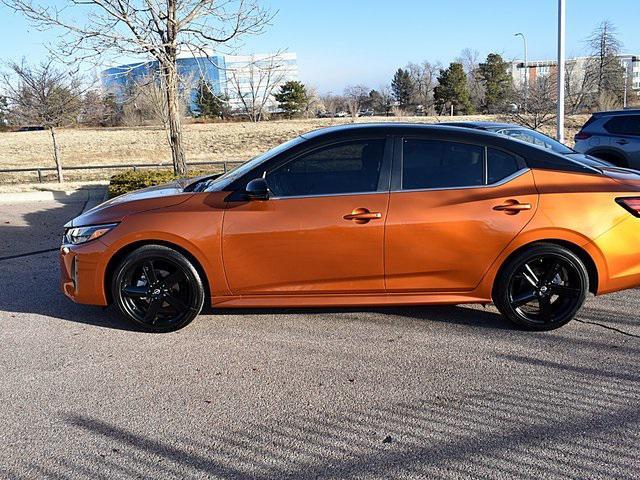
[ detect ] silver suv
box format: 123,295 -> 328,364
573,109 -> 640,168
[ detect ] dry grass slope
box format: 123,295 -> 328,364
0,115 -> 588,184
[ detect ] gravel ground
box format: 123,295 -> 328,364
0,195 -> 639,480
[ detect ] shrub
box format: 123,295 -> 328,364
108,169 -> 217,198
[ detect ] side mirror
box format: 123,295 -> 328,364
245,178 -> 269,200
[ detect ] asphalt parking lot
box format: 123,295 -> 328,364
1,193 -> 639,479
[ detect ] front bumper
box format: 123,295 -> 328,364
59,241 -> 110,306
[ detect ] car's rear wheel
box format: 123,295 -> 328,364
493,244 -> 588,331
111,245 -> 205,332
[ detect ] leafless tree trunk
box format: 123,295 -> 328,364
49,126 -> 63,182
2,0 -> 273,176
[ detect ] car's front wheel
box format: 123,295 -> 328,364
493,243 -> 589,331
111,245 -> 205,332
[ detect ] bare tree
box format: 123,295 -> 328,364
585,20 -> 624,100
344,84 -> 369,120
227,54 -> 287,122
456,49 -> 485,112
2,0 -> 273,175
509,73 -> 556,130
302,85 -> 319,118
1,60 -> 84,182
564,59 -> 594,114
406,61 -> 440,115
318,92 -> 340,117
79,89 -> 122,127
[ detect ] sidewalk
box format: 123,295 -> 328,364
0,182 -> 108,206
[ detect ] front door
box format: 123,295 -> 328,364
385,138 -> 538,292
222,138 -> 391,295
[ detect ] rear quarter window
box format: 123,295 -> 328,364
487,149 -> 521,184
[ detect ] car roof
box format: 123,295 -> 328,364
592,109 -> 640,117
300,122 -> 507,138
437,121 -> 519,130
296,122 -> 598,175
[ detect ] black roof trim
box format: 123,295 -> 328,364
592,109 -> 640,116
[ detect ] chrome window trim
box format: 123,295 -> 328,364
391,168 -> 530,194
269,190 -> 384,201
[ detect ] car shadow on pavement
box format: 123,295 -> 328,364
204,304 -> 514,330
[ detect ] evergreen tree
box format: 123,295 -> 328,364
478,53 -> 512,112
194,79 -> 228,119
274,81 -> 309,118
433,63 -> 474,115
368,88 -> 393,116
391,68 -> 414,109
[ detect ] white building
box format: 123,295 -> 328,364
510,53 -> 640,93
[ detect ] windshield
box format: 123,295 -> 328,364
203,136 -> 306,191
497,128 -> 574,155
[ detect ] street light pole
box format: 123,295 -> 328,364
624,68 -> 628,108
557,0 -> 566,143
515,32 -> 528,112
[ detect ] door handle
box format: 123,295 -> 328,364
616,139 -> 629,145
493,200 -> 532,214
343,208 -> 382,224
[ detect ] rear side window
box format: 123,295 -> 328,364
266,139 -> 385,197
488,148 -> 521,183
402,139 -> 484,190
604,115 -> 640,135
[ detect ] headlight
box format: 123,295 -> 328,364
63,223 -> 118,245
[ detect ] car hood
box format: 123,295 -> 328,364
67,181 -> 195,227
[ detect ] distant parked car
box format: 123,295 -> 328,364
359,109 -> 375,117
442,121 -> 613,168
573,109 -> 640,168
335,111 -> 349,118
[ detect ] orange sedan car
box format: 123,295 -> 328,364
61,124 -> 640,332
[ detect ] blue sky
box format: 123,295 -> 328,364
0,0 -> 638,92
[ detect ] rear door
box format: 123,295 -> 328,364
385,137 -> 538,292
604,115 -> 640,166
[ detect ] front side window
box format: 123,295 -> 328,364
402,139 -> 484,190
266,139 -> 386,197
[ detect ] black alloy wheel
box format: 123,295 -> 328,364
494,243 -> 589,330
112,245 -> 205,332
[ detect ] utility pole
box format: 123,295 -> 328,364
515,33 -> 528,112
556,0 -> 566,143
624,68 -> 628,108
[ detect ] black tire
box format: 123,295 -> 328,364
493,243 -> 589,331
111,245 -> 205,332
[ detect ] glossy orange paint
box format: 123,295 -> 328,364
61,166 -> 640,310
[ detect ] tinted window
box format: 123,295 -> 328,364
497,128 -> 573,154
266,139 -> 385,197
402,139 -> 483,190
488,148 -> 521,183
604,115 -> 640,135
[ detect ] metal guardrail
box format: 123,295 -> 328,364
0,160 -> 245,183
